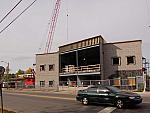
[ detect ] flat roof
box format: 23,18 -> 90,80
36,39 -> 142,55
59,35 -> 104,48
104,40 -> 142,45
36,51 -> 59,56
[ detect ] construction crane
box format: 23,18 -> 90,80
45,0 -> 61,53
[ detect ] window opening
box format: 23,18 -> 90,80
127,56 -> 135,65
40,65 -> 45,71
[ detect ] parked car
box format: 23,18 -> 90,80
76,85 -> 142,108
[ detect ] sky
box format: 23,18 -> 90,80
0,0 -> 150,73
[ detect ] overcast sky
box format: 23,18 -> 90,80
0,0 -> 150,73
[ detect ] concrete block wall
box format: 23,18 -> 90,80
35,52 -> 59,88
103,40 -> 142,79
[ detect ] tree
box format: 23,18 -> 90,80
16,69 -> 24,75
25,67 -> 33,74
3,74 -> 16,82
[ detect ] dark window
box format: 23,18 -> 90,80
78,46 -> 100,66
40,65 -> 45,71
112,57 -> 120,65
40,81 -> 45,87
49,81 -> 54,87
49,64 -> 55,71
107,86 -> 121,93
127,56 -> 135,65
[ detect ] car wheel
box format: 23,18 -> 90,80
116,99 -> 124,109
82,97 -> 88,105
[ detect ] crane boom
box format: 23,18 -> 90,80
45,0 -> 61,53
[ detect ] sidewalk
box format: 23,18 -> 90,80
136,91 -> 150,97
3,87 -> 78,95
7,86 -> 87,95
3,87 -> 150,97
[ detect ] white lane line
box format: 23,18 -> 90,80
143,102 -> 150,104
98,107 -> 116,113
5,92 -> 75,101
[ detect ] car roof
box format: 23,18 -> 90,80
88,85 -> 108,88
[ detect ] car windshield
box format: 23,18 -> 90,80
107,86 -> 122,93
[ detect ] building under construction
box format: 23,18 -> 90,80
35,35 -> 143,89
59,36 -> 104,86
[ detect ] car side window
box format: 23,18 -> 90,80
87,87 -> 97,93
97,88 -> 110,94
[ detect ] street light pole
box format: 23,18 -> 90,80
1,61 -> 9,88
0,66 -> 5,113
0,82 -> 3,113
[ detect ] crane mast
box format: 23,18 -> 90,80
45,0 -> 61,53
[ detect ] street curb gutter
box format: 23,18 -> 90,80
5,92 -> 75,101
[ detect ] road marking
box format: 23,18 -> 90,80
143,102 -> 150,104
98,107 -> 116,113
5,92 -> 75,101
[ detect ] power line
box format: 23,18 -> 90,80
0,0 -> 37,34
0,0 -> 23,24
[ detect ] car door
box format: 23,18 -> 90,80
86,87 -> 99,103
97,88 -> 115,104
96,88 -> 109,104
105,92 -> 116,104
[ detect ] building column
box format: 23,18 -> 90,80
99,43 -> 104,80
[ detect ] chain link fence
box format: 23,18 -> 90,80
59,78 -> 138,91
3,78 -> 150,92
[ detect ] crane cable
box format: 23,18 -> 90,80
45,0 -> 61,53
0,0 -> 37,34
0,0 -> 23,24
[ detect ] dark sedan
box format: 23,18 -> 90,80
76,85 -> 142,108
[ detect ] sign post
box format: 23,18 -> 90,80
0,66 -> 5,113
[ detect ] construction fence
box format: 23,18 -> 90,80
59,78 -> 150,91
3,78 -> 150,92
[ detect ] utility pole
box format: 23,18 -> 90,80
142,57 -> 149,92
0,66 -> 5,113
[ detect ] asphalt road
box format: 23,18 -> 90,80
1,91 -> 150,113
2,93 -> 105,113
